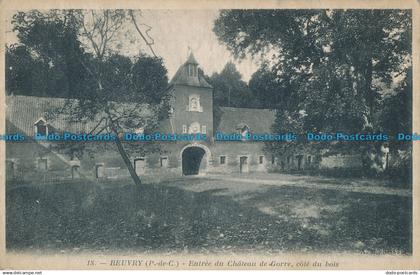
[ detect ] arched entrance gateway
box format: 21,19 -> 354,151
180,144 -> 211,176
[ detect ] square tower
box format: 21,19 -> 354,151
168,52 -> 213,137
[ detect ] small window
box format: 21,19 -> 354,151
71,165 -> 80,179
220,156 -> 226,165
134,158 -> 146,175
34,118 -> 48,136
287,156 -> 291,164
307,155 -> 312,164
271,155 -> 275,165
160,156 -> 168,167
95,164 -> 104,178
239,125 -> 250,140
38,158 -> 48,171
188,65 -> 193,76
201,125 -> 207,134
189,64 -> 197,77
259,155 -> 264,164
182,125 -> 187,134
188,95 -> 202,112
6,160 -> 16,179
190,97 -> 199,111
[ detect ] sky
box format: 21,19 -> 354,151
137,10 -> 261,82
6,10 -> 262,82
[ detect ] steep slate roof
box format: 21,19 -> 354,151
216,107 -> 276,133
169,53 -> 212,89
6,96 -> 277,137
5,96 -> 152,136
6,96 -> 94,136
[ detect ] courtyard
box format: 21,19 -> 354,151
6,173 -> 412,255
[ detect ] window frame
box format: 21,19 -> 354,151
95,163 -> 105,178
34,117 -> 48,136
134,157 -> 146,175
160,156 -> 169,168
188,94 -> 202,112
37,157 -> 48,171
71,165 -> 81,179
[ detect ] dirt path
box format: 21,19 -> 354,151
206,174 -> 411,197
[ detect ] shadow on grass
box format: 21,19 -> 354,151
284,168 -> 412,190
244,185 -> 411,254
6,180 -> 412,254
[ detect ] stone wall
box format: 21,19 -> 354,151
319,154 -> 362,169
170,84 -> 213,136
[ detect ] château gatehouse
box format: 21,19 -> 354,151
5,53 -> 358,182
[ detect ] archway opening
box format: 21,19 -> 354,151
182,147 -> 206,175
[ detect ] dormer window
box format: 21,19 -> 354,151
188,64 -> 197,77
188,95 -> 203,112
237,123 -> 250,140
34,117 -> 48,136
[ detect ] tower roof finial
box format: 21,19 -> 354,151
186,48 -> 198,65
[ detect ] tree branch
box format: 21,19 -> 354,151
129,10 -> 157,57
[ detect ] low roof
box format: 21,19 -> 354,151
6,96 -> 93,136
216,107 -> 276,133
5,95 -> 152,136
6,96 -> 277,137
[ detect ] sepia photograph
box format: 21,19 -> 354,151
1,1 -> 419,271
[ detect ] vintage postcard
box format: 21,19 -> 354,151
0,0 -> 419,271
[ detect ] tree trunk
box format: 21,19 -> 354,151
77,50 -> 143,186
364,58 -> 374,123
106,113 -> 142,186
113,132 -> 143,185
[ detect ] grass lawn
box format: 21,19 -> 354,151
6,176 -> 412,254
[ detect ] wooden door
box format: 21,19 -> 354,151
239,156 -> 249,173
134,158 -> 146,175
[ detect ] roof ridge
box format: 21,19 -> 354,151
6,95 -> 69,101
219,106 -> 276,112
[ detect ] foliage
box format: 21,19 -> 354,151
214,9 -> 412,173
6,44 -> 51,97
9,10 -> 169,185
209,62 -> 260,108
